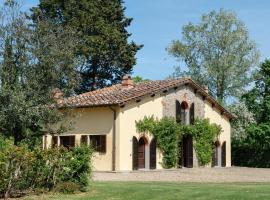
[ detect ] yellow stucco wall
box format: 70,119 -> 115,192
44,107 -> 114,171
44,90 -> 232,171
118,94 -> 164,171
204,101 -> 231,167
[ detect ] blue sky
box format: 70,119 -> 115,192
19,0 -> 270,80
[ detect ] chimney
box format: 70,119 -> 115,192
203,85 -> 209,94
122,75 -> 134,87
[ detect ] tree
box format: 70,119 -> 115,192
243,60 -> 270,123
31,0 -> 142,93
167,9 -> 259,103
0,0 -> 78,146
228,102 -> 255,141
1,37 -> 17,88
232,60 -> 270,167
133,75 -> 149,83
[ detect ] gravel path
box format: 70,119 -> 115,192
93,167 -> 270,182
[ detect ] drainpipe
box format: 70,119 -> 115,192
109,106 -> 116,171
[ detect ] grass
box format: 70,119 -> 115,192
22,181 -> 270,200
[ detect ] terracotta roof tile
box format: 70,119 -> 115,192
57,78 -> 235,119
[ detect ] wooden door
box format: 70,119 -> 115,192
212,146 -> 218,167
132,137 -> 138,170
221,142 -> 226,167
138,138 -> 146,169
182,135 -> 193,168
150,138 -> 156,169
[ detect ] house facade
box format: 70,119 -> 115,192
43,76 -> 234,171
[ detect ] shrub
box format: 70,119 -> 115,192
0,141 -> 35,198
232,123 -> 270,168
0,138 -> 92,198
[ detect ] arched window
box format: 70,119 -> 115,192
181,101 -> 188,124
176,100 -> 189,124
190,103 -> 195,124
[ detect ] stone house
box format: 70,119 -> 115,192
43,76 -> 234,171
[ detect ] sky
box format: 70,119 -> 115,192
16,0 -> 270,80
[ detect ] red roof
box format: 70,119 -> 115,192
57,78 -> 235,119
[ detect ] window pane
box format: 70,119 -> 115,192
90,135 -> 106,153
81,135 -> 88,145
60,136 -> 75,149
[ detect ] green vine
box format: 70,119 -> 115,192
136,116 -> 222,168
182,119 -> 222,166
136,116 -> 181,168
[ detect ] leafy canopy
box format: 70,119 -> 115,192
243,60 -> 270,123
31,0 -> 142,93
228,102 -> 255,141
0,0 -> 78,145
168,9 -> 259,103
232,60 -> 270,167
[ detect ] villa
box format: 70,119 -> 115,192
43,75 -> 234,171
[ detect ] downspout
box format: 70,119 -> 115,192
109,106 -> 116,171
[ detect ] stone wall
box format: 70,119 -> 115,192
162,85 -> 206,168
162,85 -> 205,119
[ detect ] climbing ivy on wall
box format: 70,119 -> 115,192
182,119 -> 222,166
136,116 -> 221,168
136,116 -> 181,168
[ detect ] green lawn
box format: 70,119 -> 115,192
23,181 -> 270,200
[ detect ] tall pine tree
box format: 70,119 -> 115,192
31,0 -> 142,93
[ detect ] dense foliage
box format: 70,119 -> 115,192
0,1 -> 78,145
31,0 -> 142,93
229,102 -> 255,141
182,119 -> 221,166
0,136 -> 92,198
136,116 -> 180,168
136,116 -> 221,168
231,60 -> 270,167
232,123 -> 270,167
243,60 -> 270,123
167,9 -> 259,103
